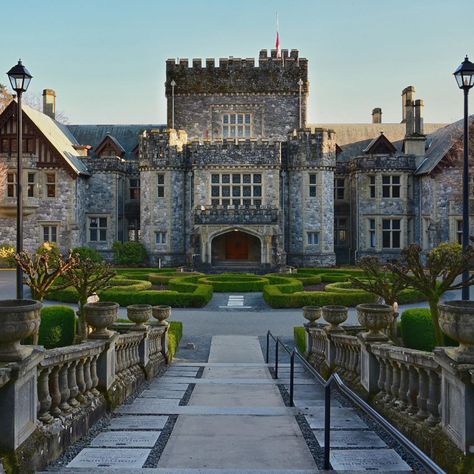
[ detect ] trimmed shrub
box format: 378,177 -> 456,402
148,272 -> 203,285
400,308 -> 457,352
265,273 -> 322,285
294,326 -> 306,353
112,241 -> 148,265
198,274 -> 269,292
0,243 -> 16,267
72,247 -> 103,262
38,306 -> 76,349
168,321 -> 183,361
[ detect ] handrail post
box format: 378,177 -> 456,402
324,382 -> 331,470
266,331 -> 270,364
275,338 -> 279,379
290,350 -> 295,407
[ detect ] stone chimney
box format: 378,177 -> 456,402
372,108 -> 382,124
405,99 -> 415,136
42,89 -> 56,120
414,99 -> 424,135
401,86 -> 415,123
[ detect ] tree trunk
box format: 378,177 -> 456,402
428,298 -> 444,346
74,301 -> 88,343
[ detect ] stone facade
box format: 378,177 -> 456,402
2,48 -> 470,269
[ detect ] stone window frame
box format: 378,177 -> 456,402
209,172 -> 262,208
157,174 -> 165,198
87,215 -> 108,243
222,113 -> 252,139
41,224 -> 58,243
129,177 -> 140,200
45,172 -> 56,198
334,177 -> 346,201
382,218 -> 401,249
27,172 -> 36,198
306,231 -> 320,246
381,174 -> 401,199
368,175 -> 376,199
155,231 -> 167,245
6,172 -> 16,198
211,104 -> 262,140
334,217 -> 348,245
309,173 -> 318,198
368,218 -> 376,248
449,216 -> 463,244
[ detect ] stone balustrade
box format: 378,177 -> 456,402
305,324 -> 474,465
0,323 -> 169,473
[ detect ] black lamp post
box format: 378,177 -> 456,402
454,56 -> 474,300
7,60 -> 32,300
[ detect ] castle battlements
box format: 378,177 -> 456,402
165,49 -> 308,96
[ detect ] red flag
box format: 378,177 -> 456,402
276,31 -> 281,58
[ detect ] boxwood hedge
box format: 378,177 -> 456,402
168,321 -> 183,361
198,273 -> 270,292
264,273 -> 322,285
294,326 -> 307,353
38,306 -> 76,349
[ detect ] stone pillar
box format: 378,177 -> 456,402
358,336 -> 388,395
138,328 -> 150,368
435,348 -> 474,453
0,349 -> 44,450
96,335 -> 118,391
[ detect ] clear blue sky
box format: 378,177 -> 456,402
1,0 -> 473,125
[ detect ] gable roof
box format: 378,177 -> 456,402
95,134 -> 126,157
415,115 -> 474,175
8,102 -> 89,176
362,132 -> 397,154
67,124 -> 164,160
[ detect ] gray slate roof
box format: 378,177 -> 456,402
415,115 -> 474,175
67,124 -> 165,160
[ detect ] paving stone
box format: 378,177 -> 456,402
329,449 -> 411,471
305,408 -> 367,429
140,389 -> 186,398
149,383 -> 191,391
90,430 -> 161,447
165,372 -> 199,377
313,430 -> 387,448
108,415 -> 168,430
293,398 -> 341,408
67,448 -> 151,468
158,377 -> 313,385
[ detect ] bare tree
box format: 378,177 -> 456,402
0,84 -> 12,113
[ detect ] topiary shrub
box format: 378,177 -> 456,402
148,272 -> 203,285
113,241 -> 148,265
265,273 -> 322,285
198,274 -> 269,292
400,308 -> 457,352
294,326 -> 306,353
168,321 -> 183,361
72,247 -> 103,262
38,306 -> 76,349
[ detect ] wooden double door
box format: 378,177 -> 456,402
225,232 -> 250,260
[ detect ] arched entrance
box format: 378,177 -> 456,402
211,230 -> 261,265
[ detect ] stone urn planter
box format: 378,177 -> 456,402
152,305 -> 171,326
127,304 -> 152,330
322,305 -> 348,331
356,303 -> 393,340
0,299 -> 42,361
302,306 -> 322,327
84,301 -> 119,338
438,300 -> 474,363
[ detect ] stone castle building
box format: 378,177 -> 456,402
0,49 -> 472,269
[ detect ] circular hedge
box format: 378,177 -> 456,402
198,273 -> 270,292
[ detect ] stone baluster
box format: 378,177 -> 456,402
353,347 -> 360,376
83,357 -> 93,399
383,358 -> 393,402
398,363 -> 409,411
390,360 -> 401,404
406,365 -> 419,414
416,367 -> 429,420
90,355 -> 100,396
116,344 -> 123,374
37,367 -> 53,423
58,363 -> 72,413
426,369 -> 441,426
76,358 -> 87,403
67,360 -> 80,408
377,356 -> 386,395
48,366 -> 62,417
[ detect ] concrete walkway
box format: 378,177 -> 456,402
47,335 -> 416,473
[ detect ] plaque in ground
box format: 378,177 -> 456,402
90,430 -> 161,448
330,449 -> 411,471
313,430 -> 386,448
109,415 -> 168,430
67,448 -> 151,468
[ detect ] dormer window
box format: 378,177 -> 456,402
222,113 -> 252,139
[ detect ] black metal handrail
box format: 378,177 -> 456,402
265,330 -> 445,474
